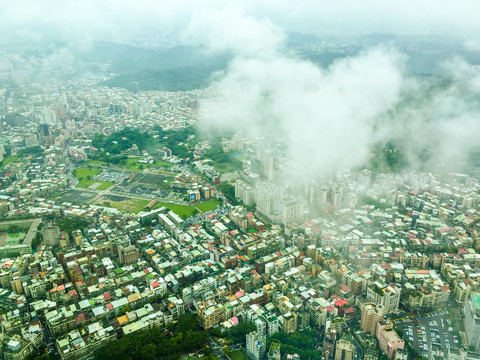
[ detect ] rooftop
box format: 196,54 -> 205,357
472,292 -> 480,312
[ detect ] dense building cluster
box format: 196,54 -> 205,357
0,81 -> 480,360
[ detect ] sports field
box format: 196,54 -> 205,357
0,231 -> 26,246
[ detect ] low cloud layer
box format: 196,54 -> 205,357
2,2 -> 480,179
198,9 -> 480,180
200,47 -> 404,174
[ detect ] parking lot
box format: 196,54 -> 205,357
396,311 -> 461,357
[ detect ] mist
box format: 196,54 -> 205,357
196,8 -> 480,182
2,1 -> 480,46
2,1 -> 480,179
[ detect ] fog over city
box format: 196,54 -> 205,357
2,1 -> 480,178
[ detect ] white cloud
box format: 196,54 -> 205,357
2,0 -> 480,45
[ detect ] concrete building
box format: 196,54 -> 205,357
376,320 -> 404,359
3,335 -> 35,360
463,292 -> 480,352
246,331 -> 267,360
334,339 -> 354,360
259,149 -> 274,181
361,303 -> 384,336
281,198 -> 303,228
118,245 -> 140,265
268,342 -> 281,360
454,280 -> 472,305
255,182 -> 282,224
366,282 -> 401,314
235,180 -> 256,207
282,312 -> 297,333
323,328 -> 337,359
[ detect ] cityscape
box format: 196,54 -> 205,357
1,2 -> 480,360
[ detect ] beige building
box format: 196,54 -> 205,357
282,312 -> 297,333
197,302 -> 225,329
454,280 -> 472,305
118,245 -> 140,265
376,320 -> 405,359
334,339 -> 354,360
361,302 -> 384,336
281,198 -> 303,228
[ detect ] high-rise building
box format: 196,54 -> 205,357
334,339 -> 354,360
255,182 -> 282,223
366,281 -> 401,314
254,318 -> 266,336
361,303 -> 384,336
265,315 -> 279,336
246,331 -> 267,360
259,149 -> 274,180
282,312 -> 297,333
38,123 -> 50,137
463,292 -> 480,352
454,280 -> 472,305
281,198 -> 303,228
235,180 -> 256,206
118,245 -> 140,265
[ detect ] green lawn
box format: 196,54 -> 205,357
196,200 -> 220,213
213,162 -> 236,174
94,197 -> 150,214
123,158 -> 150,172
2,155 -> 19,166
80,160 -> 108,167
74,168 -> 113,190
226,351 -> 251,360
158,202 -> 197,219
74,168 -> 101,182
117,158 -> 171,172
93,197 -> 196,216
96,181 -> 115,190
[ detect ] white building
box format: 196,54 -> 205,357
366,282 -> 401,314
246,331 -> 267,360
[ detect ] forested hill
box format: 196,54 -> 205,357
99,65 -> 218,92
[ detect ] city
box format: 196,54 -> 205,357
1,2 -> 480,360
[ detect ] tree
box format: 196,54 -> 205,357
33,354 -> 53,360
139,343 -> 156,360
55,216 -> 91,234
96,321 -> 209,360
228,322 -> 256,343
8,224 -> 19,233
178,313 -> 200,333
217,183 -> 239,205
121,304 -> 132,315
31,233 -> 42,251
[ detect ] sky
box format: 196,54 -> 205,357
1,0 -> 480,46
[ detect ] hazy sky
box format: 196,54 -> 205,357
2,0 -> 480,46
